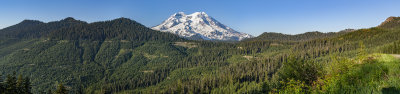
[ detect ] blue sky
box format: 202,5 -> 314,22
1,0 -> 399,36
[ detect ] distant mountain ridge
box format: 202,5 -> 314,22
244,31 -> 349,41
152,12 -> 252,41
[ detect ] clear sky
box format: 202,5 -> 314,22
1,0 -> 400,36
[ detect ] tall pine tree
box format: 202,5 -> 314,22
55,83 -> 68,94
16,74 -> 24,94
0,74 -> 4,94
5,73 -> 17,94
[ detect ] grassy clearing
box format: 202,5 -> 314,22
173,42 -> 197,48
320,54 -> 400,93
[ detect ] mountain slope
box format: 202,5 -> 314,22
152,12 -> 252,41
47,17 -> 184,41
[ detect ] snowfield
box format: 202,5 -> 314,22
152,12 -> 252,41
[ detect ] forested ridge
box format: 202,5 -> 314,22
1,17 -> 400,94
0,17 -> 183,41
243,30 -> 352,42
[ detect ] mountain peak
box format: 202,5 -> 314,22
191,12 -> 208,16
58,17 -> 88,24
173,12 -> 186,17
112,17 -> 134,22
378,16 -> 400,28
20,19 -> 44,24
384,16 -> 399,22
152,12 -> 252,41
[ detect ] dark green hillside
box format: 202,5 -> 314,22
48,18 -> 183,41
0,17 -> 87,39
0,17 -> 183,41
245,31 -> 348,42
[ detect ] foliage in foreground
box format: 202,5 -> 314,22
268,54 -> 400,94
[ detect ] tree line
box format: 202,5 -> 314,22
0,73 -> 70,94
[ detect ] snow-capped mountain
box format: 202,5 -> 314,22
152,12 -> 252,41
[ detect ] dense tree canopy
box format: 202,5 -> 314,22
0,73 -> 32,94
1,17 -> 400,93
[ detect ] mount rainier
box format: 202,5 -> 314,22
152,12 -> 252,41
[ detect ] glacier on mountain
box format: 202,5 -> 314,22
152,12 -> 252,41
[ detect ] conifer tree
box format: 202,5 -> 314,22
75,85 -> 84,94
23,77 -> 32,94
175,80 -> 183,94
55,83 -> 68,94
261,82 -> 270,93
357,41 -> 366,57
16,74 -> 24,94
